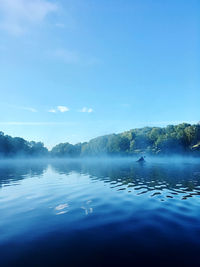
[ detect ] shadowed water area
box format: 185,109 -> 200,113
0,158 -> 200,266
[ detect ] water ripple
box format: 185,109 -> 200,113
0,159 -> 200,266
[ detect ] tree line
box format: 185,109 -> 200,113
0,123 -> 200,158
51,123 -> 200,157
0,131 -> 48,157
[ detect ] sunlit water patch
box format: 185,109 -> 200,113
0,158 -> 200,266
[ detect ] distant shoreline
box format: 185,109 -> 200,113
0,123 -> 200,158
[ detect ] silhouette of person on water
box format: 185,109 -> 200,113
137,156 -> 145,162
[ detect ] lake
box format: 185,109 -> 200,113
0,158 -> 200,266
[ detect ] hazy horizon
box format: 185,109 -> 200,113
0,121 -> 199,149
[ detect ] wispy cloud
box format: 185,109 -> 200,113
79,107 -> 93,113
57,106 -> 69,112
0,0 -> 58,35
48,106 -> 70,113
0,121 -> 76,126
48,108 -> 57,113
20,106 -> 37,112
7,104 -> 38,112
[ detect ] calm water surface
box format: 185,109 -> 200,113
0,158 -> 200,266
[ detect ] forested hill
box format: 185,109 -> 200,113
0,131 -> 48,158
1,123 -> 200,158
51,123 -> 200,157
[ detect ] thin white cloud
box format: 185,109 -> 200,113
88,108 -> 93,113
48,109 -> 57,113
0,0 -> 58,35
20,106 -> 37,112
0,121 -> 76,126
7,104 -> 37,112
80,107 -> 87,113
48,106 -> 70,113
0,120 -> 196,127
79,107 -> 93,113
57,106 -> 69,112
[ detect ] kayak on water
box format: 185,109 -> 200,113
137,156 -> 145,163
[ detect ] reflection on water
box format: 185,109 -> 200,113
0,158 -> 200,266
0,160 -> 48,187
51,159 -> 200,200
55,203 -> 69,215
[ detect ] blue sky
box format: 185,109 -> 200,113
0,0 -> 199,148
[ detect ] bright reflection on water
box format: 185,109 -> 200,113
0,158 -> 200,266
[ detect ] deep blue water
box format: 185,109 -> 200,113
1,158 -> 200,266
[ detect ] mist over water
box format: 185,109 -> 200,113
0,157 -> 200,266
